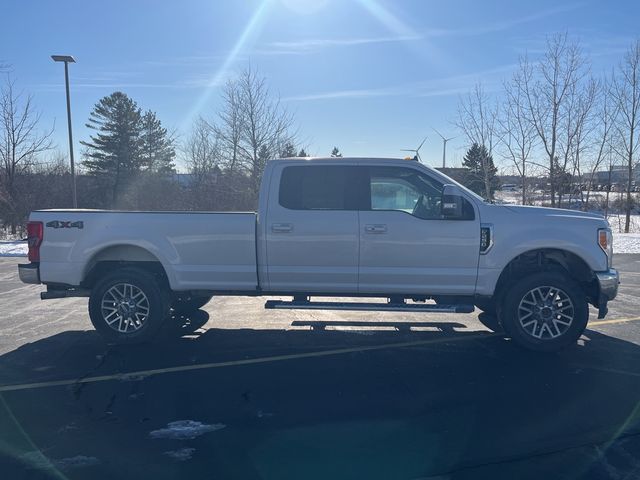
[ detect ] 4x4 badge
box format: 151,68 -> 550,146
45,221 -> 84,229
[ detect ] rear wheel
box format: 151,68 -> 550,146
499,271 -> 588,352
88,268 -> 170,344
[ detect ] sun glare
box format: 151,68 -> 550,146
280,0 -> 330,15
182,0 -> 274,130
353,0 -> 417,37
355,0 -> 446,67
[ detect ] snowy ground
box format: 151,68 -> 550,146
614,233 -> 640,254
0,241 -> 27,257
605,213 -> 640,233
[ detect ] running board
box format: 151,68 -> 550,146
264,300 -> 474,313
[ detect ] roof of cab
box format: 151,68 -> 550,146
269,156 -> 437,172
270,156 -> 421,164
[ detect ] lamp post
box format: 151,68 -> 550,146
51,55 -> 77,208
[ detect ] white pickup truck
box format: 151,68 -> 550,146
18,157 -> 619,351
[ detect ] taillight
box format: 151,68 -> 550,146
27,221 -> 43,262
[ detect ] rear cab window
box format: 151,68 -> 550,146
279,165 -> 367,210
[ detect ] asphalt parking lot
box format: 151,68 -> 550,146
1,256 -> 640,479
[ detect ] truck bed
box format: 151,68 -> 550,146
30,210 -> 258,291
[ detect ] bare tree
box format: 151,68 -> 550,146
237,67 -> 296,194
603,143 -> 616,218
212,79 -> 243,174
184,117 -> 219,181
610,39 -> 640,233
520,33 -> 588,207
578,76 -> 617,210
210,67 -> 296,199
0,74 -> 53,232
499,71 -> 537,204
557,77 -> 599,206
456,83 -> 499,200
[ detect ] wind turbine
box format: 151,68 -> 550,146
432,128 -> 456,168
400,136 -> 427,162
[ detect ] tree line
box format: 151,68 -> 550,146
0,66 -> 315,235
456,33 -> 640,232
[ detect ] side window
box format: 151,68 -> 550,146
371,178 -> 421,213
279,165 -> 366,210
369,167 -> 444,220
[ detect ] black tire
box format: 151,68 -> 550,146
88,268 -> 170,344
171,294 -> 213,314
499,271 -> 588,352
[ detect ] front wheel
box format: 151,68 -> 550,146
88,268 -> 170,344
499,271 -> 588,352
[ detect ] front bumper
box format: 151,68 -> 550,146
596,268 -> 619,301
594,268 -> 619,319
18,263 -> 40,284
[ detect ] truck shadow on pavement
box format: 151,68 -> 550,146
1,311 -> 640,479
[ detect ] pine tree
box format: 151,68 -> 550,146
461,143 -> 499,199
81,92 -> 144,204
140,110 -> 176,174
331,146 -> 342,157
279,141 -> 297,158
298,148 -> 308,157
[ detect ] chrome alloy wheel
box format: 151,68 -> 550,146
100,283 -> 150,333
517,286 -> 574,340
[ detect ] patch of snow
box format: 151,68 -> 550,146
149,420 -> 226,440
57,422 -> 79,433
164,447 -> 196,461
257,410 -> 275,418
0,241 -> 27,257
614,233 -> 640,254
33,365 -> 54,372
55,455 -> 100,470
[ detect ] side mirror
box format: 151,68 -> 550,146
441,184 -> 464,219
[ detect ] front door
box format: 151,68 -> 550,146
358,165 -> 480,295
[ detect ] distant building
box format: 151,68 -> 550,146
592,164 -> 640,185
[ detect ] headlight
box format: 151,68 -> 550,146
598,228 -> 613,268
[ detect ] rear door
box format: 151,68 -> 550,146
358,165 -> 480,295
264,163 -> 364,293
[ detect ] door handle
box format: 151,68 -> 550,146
365,224 -> 387,234
271,223 -> 293,233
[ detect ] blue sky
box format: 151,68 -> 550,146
1,0 -> 638,170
